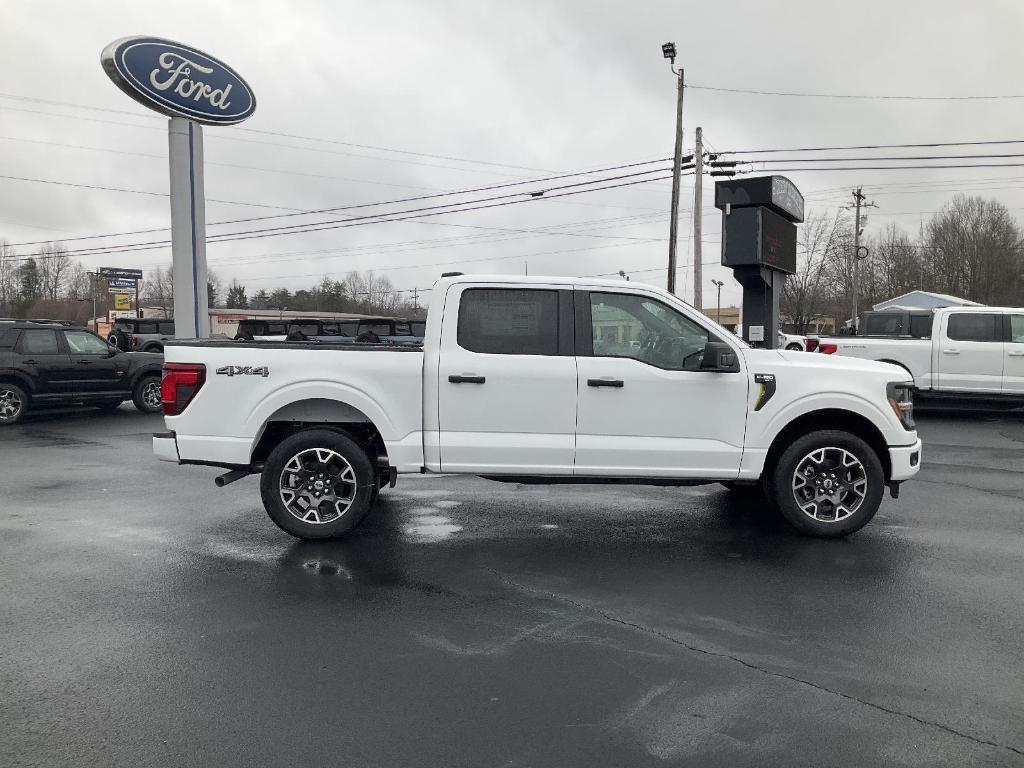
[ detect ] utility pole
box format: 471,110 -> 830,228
662,42 -> 684,295
693,126 -> 704,309
412,287 -> 419,312
712,278 -> 724,324
90,272 -> 97,332
848,187 -> 876,328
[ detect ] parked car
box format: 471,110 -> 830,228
108,317 -> 176,353
812,306 -> 1024,399
155,275 -> 920,540
0,323 -> 164,424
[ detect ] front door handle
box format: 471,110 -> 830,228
449,374 -> 485,384
588,378 -> 624,388
22,359 -> 37,365
942,349 -> 960,355
1008,351 -> 1024,357
77,360 -> 92,365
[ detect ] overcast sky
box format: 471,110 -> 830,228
2,0 -> 1024,308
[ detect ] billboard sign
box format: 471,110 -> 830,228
99,267 -> 143,281
100,36 -> 256,126
113,293 -> 132,310
107,277 -> 136,288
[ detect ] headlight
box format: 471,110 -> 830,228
886,382 -> 915,430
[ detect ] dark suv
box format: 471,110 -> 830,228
0,324 -> 164,425
108,317 -> 176,352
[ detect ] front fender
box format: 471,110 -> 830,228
756,391 -> 901,449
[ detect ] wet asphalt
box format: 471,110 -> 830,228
1,406 -> 1023,767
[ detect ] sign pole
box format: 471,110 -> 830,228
168,117 -> 210,339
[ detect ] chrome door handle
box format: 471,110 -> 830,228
942,349 -> 960,355
448,374 -> 485,384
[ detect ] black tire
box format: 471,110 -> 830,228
108,330 -> 128,351
0,382 -> 29,425
132,374 -> 163,413
143,343 -> 164,354
786,343 -> 804,351
260,429 -> 376,540
771,429 -> 884,537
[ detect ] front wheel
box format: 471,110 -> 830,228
771,430 -> 884,537
786,343 -> 804,351
260,429 -> 376,540
0,383 -> 28,425
132,375 -> 162,413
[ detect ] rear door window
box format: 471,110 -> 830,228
17,329 -> 60,355
158,321 -> 175,335
1010,315 -> 1024,343
457,288 -> 560,355
947,313 -> 1001,342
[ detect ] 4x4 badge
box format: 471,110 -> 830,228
215,365 -> 269,378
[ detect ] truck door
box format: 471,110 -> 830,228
573,289 -> 748,478
436,285 -> 577,474
937,312 -> 1004,393
1003,314 -> 1024,394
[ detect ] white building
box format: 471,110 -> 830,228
873,291 -> 982,312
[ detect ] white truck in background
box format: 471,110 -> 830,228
815,306 -> 1024,398
153,275 -> 921,540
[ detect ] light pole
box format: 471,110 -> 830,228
712,279 -> 724,324
662,41 -> 684,295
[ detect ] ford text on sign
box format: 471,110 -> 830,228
101,37 -> 255,126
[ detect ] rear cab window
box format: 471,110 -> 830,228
947,313 -> 1001,342
457,288 -> 560,355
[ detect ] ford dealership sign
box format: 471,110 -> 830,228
101,36 -> 255,125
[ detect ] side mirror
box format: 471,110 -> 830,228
699,341 -> 741,373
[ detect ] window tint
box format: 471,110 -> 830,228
1010,315 -> 1024,344
590,292 -> 712,370
266,323 -> 288,335
393,321 -> 412,335
158,321 -> 175,335
290,323 -> 320,336
458,288 -> 559,355
909,315 -> 932,338
361,322 -> 393,336
65,330 -> 110,355
338,321 -> 359,336
19,329 -> 59,355
947,313 -> 1000,342
137,321 -> 158,334
863,314 -> 904,335
411,321 -> 426,336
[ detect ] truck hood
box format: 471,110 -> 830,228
742,348 -> 913,381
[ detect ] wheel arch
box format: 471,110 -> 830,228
763,408 -> 892,483
249,397 -> 388,469
0,372 -> 34,393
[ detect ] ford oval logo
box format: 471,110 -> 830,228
101,36 -> 256,126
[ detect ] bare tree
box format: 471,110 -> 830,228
782,210 -> 849,333
35,242 -> 72,301
0,240 -> 17,315
142,265 -> 174,317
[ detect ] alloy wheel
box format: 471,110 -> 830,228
142,380 -> 162,410
278,447 -> 357,524
791,446 -> 868,523
0,388 -> 23,421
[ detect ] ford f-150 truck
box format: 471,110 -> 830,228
813,306 -> 1024,398
153,275 -> 921,539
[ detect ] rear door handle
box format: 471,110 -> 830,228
588,378 -> 624,388
942,349 -> 960,355
1008,351 -> 1024,357
449,374 -> 485,384
77,360 -> 92,365
22,359 -> 37,365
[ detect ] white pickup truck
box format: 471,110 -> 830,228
153,275 -> 921,539
815,306 -> 1024,398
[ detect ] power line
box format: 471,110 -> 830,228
721,138 -> 1024,154
688,83 -> 1024,101
8,172 -> 683,261
2,157 -> 672,248
744,152 -> 1024,164
738,162 -> 1024,173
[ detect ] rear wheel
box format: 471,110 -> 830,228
0,383 -> 28,425
132,375 -> 162,413
771,430 -> 884,537
260,429 -> 376,540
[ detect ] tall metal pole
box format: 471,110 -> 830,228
91,272 -> 97,333
693,126 -> 704,309
667,68 -> 685,295
168,117 -> 210,339
852,187 -> 864,327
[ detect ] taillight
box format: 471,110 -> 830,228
805,338 -> 819,352
130,334 -> 139,348
819,343 -> 838,355
161,363 -> 206,416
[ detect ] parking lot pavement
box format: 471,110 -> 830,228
2,407 -> 1023,768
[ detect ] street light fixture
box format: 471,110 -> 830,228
618,270 -> 630,281
661,41 -> 684,296
661,42 -> 676,62
712,279 -> 725,324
